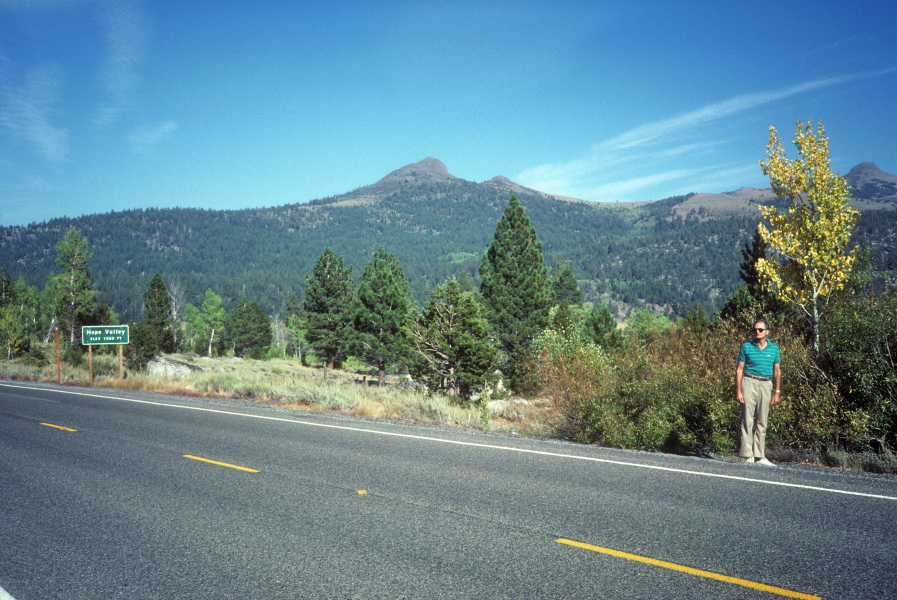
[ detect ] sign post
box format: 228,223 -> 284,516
81,326 -> 129,382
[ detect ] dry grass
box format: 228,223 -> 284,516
0,353 -> 494,432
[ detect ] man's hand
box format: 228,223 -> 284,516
771,391 -> 781,405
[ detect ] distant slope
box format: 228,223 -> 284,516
1,159 -> 895,322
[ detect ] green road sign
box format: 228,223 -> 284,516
82,325 -> 129,345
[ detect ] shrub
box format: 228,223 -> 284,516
565,325 -> 736,453
533,310 -> 874,456
62,344 -> 85,368
820,281 -> 897,447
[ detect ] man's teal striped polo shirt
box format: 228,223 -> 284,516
738,339 -> 780,378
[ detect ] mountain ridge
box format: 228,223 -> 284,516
1,158 -> 894,322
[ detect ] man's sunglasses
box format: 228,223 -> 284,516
753,327 -> 767,332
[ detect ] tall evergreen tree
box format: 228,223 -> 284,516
479,196 -> 554,367
228,298 -> 272,359
347,248 -> 412,386
719,229 -> 788,325
53,227 -> 97,343
303,249 -> 355,369
407,279 -> 500,398
551,258 -> 583,305
142,273 -> 175,354
739,229 -> 767,296
582,302 -> 622,349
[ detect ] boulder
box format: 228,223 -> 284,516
147,357 -> 204,379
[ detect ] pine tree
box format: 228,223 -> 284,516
582,302 -> 622,349
303,249 -> 354,369
551,258 -> 583,305
479,196 -> 554,368
228,298 -> 272,359
347,248 -> 412,386
739,229 -> 767,296
683,302 -> 711,332
407,279 -> 499,397
142,273 -> 175,354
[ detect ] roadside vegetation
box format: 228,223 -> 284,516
1,121 -> 895,475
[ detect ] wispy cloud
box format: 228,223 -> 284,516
596,76 -> 858,152
95,0 -> 148,125
517,72 -> 888,201
128,120 -> 178,153
0,63 -> 69,162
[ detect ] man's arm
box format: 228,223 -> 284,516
772,363 -> 781,405
735,361 -> 745,404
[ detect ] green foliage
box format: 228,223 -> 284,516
625,308 -> 672,343
126,321 -> 157,370
821,275 -> 897,445
581,302 -> 623,349
0,267 -> 12,307
53,227 -> 98,343
347,248 -> 413,386
551,258 -> 583,305
538,320 -> 737,453
266,345 -> 286,360
479,195 -> 554,372
2,175 -> 894,324
683,302 -> 711,332
142,273 -> 175,354
185,289 -> 228,357
407,279 -> 500,398
62,343 -> 85,368
536,312 -> 876,454
0,304 -> 30,359
228,298 -> 272,359
551,301 -> 577,334
303,249 -> 355,368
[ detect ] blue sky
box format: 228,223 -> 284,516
1,0 -> 895,226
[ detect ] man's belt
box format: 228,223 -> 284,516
743,373 -> 772,382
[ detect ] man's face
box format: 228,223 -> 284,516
752,322 -> 769,341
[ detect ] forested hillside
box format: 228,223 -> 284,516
2,158 -> 895,322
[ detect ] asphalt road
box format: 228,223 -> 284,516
1,381 -> 895,599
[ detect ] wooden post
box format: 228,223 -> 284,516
119,344 -> 124,379
88,345 -> 93,385
55,326 -> 61,385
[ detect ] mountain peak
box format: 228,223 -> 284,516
845,162 -> 897,202
846,162 -> 896,182
374,158 -> 460,187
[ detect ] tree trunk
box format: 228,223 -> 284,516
378,367 -> 385,387
812,293 -> 821,360
207,328 -> 215,358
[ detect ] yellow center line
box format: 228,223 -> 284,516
40,422 -> 77,432
556,538 -> 822,600
182,455 -> 260,473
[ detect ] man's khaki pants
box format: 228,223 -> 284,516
740,376 -> 772,459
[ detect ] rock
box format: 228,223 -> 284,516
147,357 -> 204,379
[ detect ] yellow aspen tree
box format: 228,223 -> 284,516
756,121 -> 859,358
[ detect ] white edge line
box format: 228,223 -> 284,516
0,584 -> 17,600
4,381 -> 897,501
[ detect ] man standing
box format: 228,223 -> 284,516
736,319 -> 781,466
